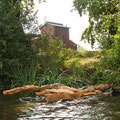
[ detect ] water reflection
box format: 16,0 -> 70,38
1,94 -> 120,120
18,96 -> 120,120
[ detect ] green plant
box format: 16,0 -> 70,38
72,62 -> 89,86
59,48 -> 80,60
36,68 -> 65,86
74,0 -> 119,48
36,67 -> 84,88
0,0 -> 38,88
11,59 -> 38,88
36,35 -> 64,71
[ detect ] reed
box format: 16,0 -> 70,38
11,59 -> 38,88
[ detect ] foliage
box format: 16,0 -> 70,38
3,0 -> 120,92
0,0 -> 38,88
0,0 -> 83,90
79,50 -> 102,57
35,65 -> 89,89
74,0 -> 120,90
36,68 -> 66,86
29,39 -> 94,88
35,35 -> 64,71
74,0 -> 120,48
59,48 -> 84,60
77,44 -> 85,51
59,50 -> 101,88
10,59 -> 38,88
72,62 -> 89,86
8,34 -> 65,88
63,50 -> 101,69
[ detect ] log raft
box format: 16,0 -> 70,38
3,83 -> 113,103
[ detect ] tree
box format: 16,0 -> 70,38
74,0 -> 120,88
73,0 -> 120,49
0,0 -> 38,87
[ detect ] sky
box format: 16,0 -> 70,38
34,0 -> 98,50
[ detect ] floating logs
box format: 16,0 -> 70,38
3,83 -> 113,103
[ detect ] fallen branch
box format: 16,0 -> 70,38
3,83 -> 114,103
3,83 -> 64,95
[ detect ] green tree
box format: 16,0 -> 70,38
74,0 -> 120,49
0,0 -> 37,87
74,0 -> 120,87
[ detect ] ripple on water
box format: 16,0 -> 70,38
15,95 -> 120,120
18,97 -> 94,119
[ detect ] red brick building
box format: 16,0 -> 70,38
40,21 -> 77,50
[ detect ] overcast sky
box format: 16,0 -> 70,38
34,0 -> 98,50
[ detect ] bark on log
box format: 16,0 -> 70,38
3,83 -> 64,95
3,83 -> 113,103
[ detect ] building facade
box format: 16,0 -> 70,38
40,21 -> 77,50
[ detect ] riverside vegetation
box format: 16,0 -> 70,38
0,33 -> 119,93
1,0 -> 120,93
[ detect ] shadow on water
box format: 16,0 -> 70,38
0,93 -> 34,120
0,93 -> 120,120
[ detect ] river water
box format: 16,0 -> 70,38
0,93 -> 120,120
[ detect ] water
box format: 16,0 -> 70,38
0,93 -> 120,120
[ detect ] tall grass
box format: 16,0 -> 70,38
10,49 -> 100,89
36,68 -> 64,86
11,59 -> 38,88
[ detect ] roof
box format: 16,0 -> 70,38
40,21 -> 69,29
46,21 -> 63,27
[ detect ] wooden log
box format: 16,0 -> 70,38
57,86 -> 79,92
95,84 -> 109,90
84,92 -> 97,96
3,83 -> 64,95
39,83 -> 65,90
35,86 -> 86,102
44,93 -> 73,103
3,83 -> 114,103
35,88 -> 75,97
3,85 -> 41,95
43,92 -> 85,103
86,86 -> 95,92
95,90 -> 103,94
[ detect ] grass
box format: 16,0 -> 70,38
10,50 -> 102,90
64,50 -> 101,70
60,50 -> 102,87
11,59 -> 38,88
